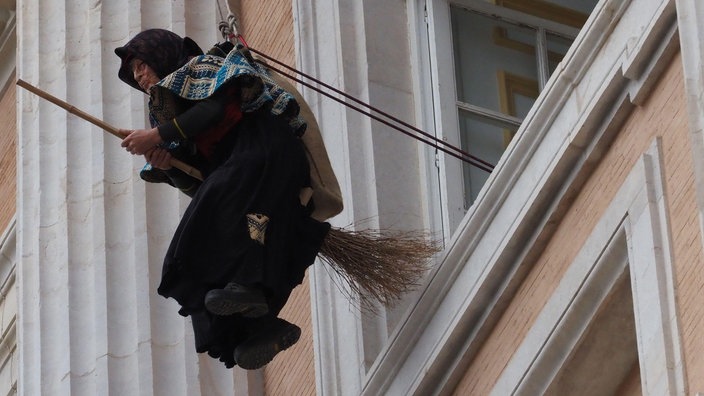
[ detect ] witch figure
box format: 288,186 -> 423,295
115,28 -> 334,369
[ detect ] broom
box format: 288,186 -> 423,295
16,79 -> 204,180
319,226 -> 441,310
17,79 -> 441,310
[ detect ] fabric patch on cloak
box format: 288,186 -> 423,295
246,213 -> 269,245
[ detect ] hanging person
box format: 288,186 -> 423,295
115,28 -> 335,369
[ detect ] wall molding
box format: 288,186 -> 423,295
495,139 -> 686,394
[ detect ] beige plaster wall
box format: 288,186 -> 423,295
0,83 -> 15,233
236,0 -> 295,66
453,51 -> 704,394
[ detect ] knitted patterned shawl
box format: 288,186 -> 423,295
149,44 -> 306,136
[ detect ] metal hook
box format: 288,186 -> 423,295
228,13 -> 240,38
215,0 -> 240,41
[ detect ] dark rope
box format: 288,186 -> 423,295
247,46 -> 495,172
217,20 -> 495,173
259,58 -> 494,173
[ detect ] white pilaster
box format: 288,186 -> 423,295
294,0 -> 426,394
294,2 -> 365,393
676,0 -> 704,247
17,1 -> 238,395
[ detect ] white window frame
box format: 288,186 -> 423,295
422,0 -> 581,235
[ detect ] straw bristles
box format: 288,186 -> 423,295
318,227 -> 441,310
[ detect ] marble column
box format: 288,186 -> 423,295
17,1 -> 246,394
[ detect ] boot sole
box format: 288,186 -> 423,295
235,324 -> 301,370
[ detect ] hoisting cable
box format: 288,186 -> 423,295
216,8 -> 494,173
246,45 -> 495,173
252,53 -> 494,173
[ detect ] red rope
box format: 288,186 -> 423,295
235,34 -> 249,49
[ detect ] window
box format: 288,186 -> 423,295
427,0 -> 598,229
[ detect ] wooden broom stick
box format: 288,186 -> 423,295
16,79 -> 204,181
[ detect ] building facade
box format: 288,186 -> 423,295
3,0 -> 704,394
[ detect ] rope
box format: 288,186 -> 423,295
216,14 -> 494,173
248,45 -> 494,172
259,56 -> 493,172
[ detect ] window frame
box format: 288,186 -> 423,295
424,0 -> 581,234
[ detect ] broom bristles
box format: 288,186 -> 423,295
318,227 -> 441,311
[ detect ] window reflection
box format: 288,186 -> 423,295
451,8 -> 539,113
458,109 -> 518,207
450,0 -> 597,208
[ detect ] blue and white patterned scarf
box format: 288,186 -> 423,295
149,44 -> 306,135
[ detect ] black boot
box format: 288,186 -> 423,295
204,282 -> 269,317
234,317 -> 301,370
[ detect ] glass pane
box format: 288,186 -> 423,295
540,0 -> 599,16
449,0 -> 600,210
451,6 -> 540,116
492,0 -> 594,28
458,109 -> 518,208
547,31 -> 573,74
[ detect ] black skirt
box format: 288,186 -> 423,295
157,110 -> 330,367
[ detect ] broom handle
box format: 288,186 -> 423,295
16,79 -> 204,181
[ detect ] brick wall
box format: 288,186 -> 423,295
0,78 -> 16,396
237,0 -> 295,66
235,2 -> 317,395
453,51 -> 704,393
0,84 -> 16,233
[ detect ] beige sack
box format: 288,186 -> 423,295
264,65 -> 344,221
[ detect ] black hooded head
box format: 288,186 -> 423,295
115,29 -> 204,92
